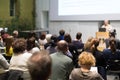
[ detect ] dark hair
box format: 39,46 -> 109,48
5,36 -> 14,53
59,29 -> 65,36
50,35 -> 58,47
12,38 -> 26,53
64,33 -> 72,43
57,40 -> 68,52
27,50 -> 51,80
109,37 -> 116,53
40,33 -> 46,40
76,32 -> 82,40
26,37 -> 36,51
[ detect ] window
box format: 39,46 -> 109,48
10,0 -> 15,16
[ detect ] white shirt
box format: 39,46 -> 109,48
102,24 -> 114,32
9,52 -> 32,71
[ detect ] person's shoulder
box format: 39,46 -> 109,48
50,52 -> 57,56
89,71 -> 103,79
71,68 -> 80,74
23,52 -> 32,57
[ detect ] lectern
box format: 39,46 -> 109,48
96,32 -> 109,39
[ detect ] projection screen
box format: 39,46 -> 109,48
50,0 -> 120,21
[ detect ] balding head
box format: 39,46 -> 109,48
104,20 -> 109,26
57,40 -> 68,53
27,50 -> 51,80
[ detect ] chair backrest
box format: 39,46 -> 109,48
107,59 -> 120,71
8,70 -> 23,80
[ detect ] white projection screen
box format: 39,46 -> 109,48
50,0 -> 120,21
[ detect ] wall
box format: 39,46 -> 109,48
35,0 -> 49,29
36,0 -> 120,42
49,21 -> 99,42
0,0 -> 34,28
20,0 -> 34,23
0,0 -> 12,20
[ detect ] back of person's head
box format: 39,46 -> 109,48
1,30 -> 9,42
109,31 -> 116,38
78,51 -> 95,67
5,36 -> 14,53
27,50 -> 52,80
40,32 -> 46,40
26,37 -> 36,51
84,39 -> 95,52
57,40 -> 68,53
104,20 -> 110,26
0,30 -> 5,36
50,35 -> 58,47
64,33 -> 72,43
93,39 -> 99,50
13,30 -> 18,37
51,35 -> 58,43
59,29 -> 65,36
12,38 -> 26,54
109,37 -> 116,52
46,34 -> 52,43
28,32 -> 36,38
76,32 -> 82,40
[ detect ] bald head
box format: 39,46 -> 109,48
57,40 -> 68,53
27,50 -> 51,80
104,20 -> 109,26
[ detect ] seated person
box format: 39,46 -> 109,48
9,38 -> 32,80
103,37 -> 120,71
69,51 -> 103,80
0,53 -> 9,79
72,32 -> 84,52
0,54 -> 9,72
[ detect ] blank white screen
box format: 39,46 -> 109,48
50,0 -> 120,21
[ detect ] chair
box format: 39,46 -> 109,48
7,70 -> 23,80
107,60 -> 120,80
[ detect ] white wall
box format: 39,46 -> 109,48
49,21 -> 99,42
36,0 -> 120,42
35,0 -> 49,29
111,21 -> 120,39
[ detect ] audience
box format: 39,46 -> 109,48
0,53 -> 9,79
69,51 -> 104,80
44,34 -> 52,49
39,32 -> 47,50
92,39 -> 107,80
46,35 -> 58,54
12,30 -> 19,40
58,29 -> 65,41
26,37 -> 40,54
103,37 -> 120,71
50,40 -> 73,80
9,38 -> 32,80
72,32 -> 84,53
0,36 -> 4,47
27,32 -> 40,49
4,36 -> 14,62
105,31 -> 120,49
64,33 -> 78,67
84,36 -> 94,52
0,28 -> 120,80
27,50 -> 52,80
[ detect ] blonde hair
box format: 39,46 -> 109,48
78,51 -> 96,66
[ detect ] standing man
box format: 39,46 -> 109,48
50,40 -> 73,80
101,20 -> 114,33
